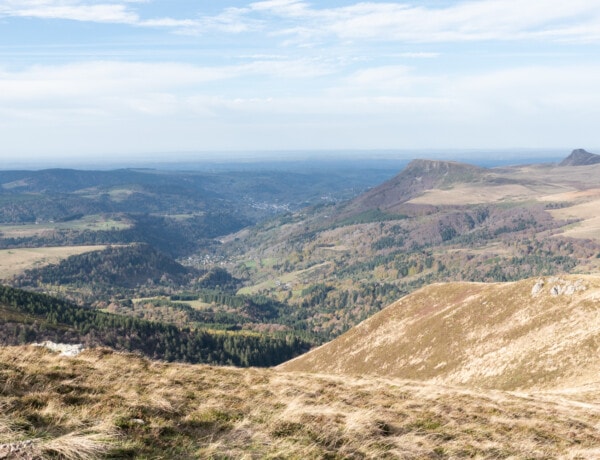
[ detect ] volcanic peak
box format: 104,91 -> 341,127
559,149 -> 600,166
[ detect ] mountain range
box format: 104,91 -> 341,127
2,149 -> 600,457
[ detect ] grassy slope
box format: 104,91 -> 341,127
280,275 -> 600,391
2,345 -> 600,459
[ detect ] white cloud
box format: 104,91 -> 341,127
1,59 -> 599,154
393,52 -> 440,59
0,62 -> 228,101
0,58 -> 335,115
0,2 -> 598,158
138,18 -> 197,28
453,65 -> 600,116
0,0 -> 140,23
249,0 -> 310,17
11,0 -> 256,35
195,7 -> 260,34
2,0 -> 599,43
338,65 -> 430,96
242,0 -> 600,44
141,7 -> 263,35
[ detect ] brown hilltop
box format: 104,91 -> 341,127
279,275 -> 600,391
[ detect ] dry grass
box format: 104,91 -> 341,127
280,275 -> 600,391
2,345 -> 600,459
405,163 -> 600,207
540,186 -> 600,238
546,196 -> 600,241
36,427 -> 116,460
556,216 -> 600,241
408,183 -> 537,205
237,261 -> 334,295
0,216 -> 131,239
0,246 -> 109,279
539,188 -> 600,203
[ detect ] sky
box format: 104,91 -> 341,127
1,0 -> 599,162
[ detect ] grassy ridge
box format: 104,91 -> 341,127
2,345 -> 600,459
280,275 -> 600,390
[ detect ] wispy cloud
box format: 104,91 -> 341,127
188,7 -> 262,34
2,60 -> 599,124
0,58 -> 334,110
2,0 -> 599,44
0,0 -> 139,23
237,0 -> 600,44
250,0 -> 311,17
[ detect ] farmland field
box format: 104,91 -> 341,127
0,245 -> 110,279
0,214 -> 132,238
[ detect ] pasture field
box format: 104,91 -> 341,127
0,214 -> 132,238
0,245 -> 109,279
172,299 -> 212,309
237,261 -> 334,295
542,189 -> 600,241
408,183 -> 537,205
132,297 -> 212,311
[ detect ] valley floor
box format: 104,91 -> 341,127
2,346 -> 600,459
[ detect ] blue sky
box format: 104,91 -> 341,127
1,0 -> 599,161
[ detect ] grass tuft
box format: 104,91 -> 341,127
39,427 -> 116,460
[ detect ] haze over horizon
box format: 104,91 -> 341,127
1,0 -> 599,162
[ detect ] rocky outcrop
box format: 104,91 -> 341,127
33,341 -> 84,357
531,279 -> 544,296
531,277 -> 587,297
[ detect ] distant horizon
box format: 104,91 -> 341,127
0,147 -> 578,171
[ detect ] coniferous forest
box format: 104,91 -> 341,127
0,284 -> 310,366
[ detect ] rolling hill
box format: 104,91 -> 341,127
280,275 -> 600,390
4,153 -> 600,458
340,159 -> 487,217
4,152 -> 600,344
0,165 -> 396,224
221,151 -> 600,340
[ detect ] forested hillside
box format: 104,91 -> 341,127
0,212 -> 250,257
0,165 -> 396,224
220,157 -> 600,338
13,244 -> 196,294
0,284 -> 310,366
4,155 -> 600,348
